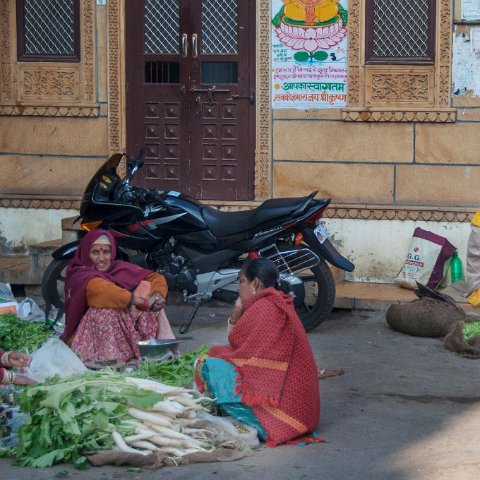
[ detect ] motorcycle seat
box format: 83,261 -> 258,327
201,195 -> 315,237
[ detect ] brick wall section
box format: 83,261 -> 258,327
272,110 -> 480,208
0,117 -> 108,196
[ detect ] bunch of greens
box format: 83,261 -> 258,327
0,314 -> 53,352
15,369 -> 163,468
134,345 -> 208,387
462,320 -> 480,341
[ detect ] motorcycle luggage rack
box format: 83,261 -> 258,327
258,245 -> 320,276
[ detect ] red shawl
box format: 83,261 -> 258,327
208,288 -> 320,446
61,229 -> 153,342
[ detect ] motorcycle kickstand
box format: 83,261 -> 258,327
179,300 -> 202,334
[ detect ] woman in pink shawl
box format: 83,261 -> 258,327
61,229 -> 175,363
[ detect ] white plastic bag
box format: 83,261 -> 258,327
193,411 -> 260,449
28,338 -> 88,383
16,297 -> 45,322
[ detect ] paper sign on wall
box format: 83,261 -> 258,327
462,0 -> 480,21
271,0 -> 348,110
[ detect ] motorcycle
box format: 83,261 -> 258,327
42,151 -> 354,333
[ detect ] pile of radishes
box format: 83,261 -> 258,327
112,377 -> 217,457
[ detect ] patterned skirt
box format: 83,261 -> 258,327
71,307 -> 175,363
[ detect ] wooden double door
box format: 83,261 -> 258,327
125,0 -> 256,200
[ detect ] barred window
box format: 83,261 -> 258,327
365,0 -> 435,64
16,0 -> 80,62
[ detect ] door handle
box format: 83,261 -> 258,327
181,33 -> 188,58
192,33 -> 198,58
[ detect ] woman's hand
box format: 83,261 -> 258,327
13,374 -> 36,386
230,297 -> 243,325
7,351 -> 31,368
149,293 -> 165,312
133,294 -> 165,312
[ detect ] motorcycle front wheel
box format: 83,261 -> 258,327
41,258 -> 69,311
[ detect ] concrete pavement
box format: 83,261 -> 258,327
1,304 -> 479,479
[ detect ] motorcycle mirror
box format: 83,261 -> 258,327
137,148 -> 145,167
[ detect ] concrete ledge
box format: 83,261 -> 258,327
334,281 -> 478,314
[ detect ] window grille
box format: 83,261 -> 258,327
201,0 -> 238,54
144,0 -> 180,54
366,0 -> 435,64
17,0 -> 80,61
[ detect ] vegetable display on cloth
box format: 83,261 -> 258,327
15,368 -> 247,468
0,314 -> 53,353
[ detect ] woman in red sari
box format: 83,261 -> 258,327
196,258 -> 320,446
60,229 -> 175,363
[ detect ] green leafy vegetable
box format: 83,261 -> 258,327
133,346 -> 208,387
0,313 -> 53,352
0,447 -> 15,458
15,369 -> 164,468
462,320 -> 480,341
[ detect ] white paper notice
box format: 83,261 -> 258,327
452,31 -> 480,96
471,27 -> 480,52
462,0 -> 480,20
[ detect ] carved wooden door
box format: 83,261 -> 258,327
125,0 -> 255,200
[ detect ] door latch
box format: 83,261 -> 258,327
229,90 -> 256,104
191,85 -> 231,105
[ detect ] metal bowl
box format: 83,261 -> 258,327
137,339 -> 180,359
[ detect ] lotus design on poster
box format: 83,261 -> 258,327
273,0 -> 348,58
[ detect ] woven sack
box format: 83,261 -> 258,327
386,297 -> 465,337
444,317 -> 480,359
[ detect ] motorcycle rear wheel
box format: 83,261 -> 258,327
279,245 -> 335,332
41,258 -> 69,311
291,256 -> 336,331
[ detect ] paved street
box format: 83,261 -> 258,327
1,305 -> 479,480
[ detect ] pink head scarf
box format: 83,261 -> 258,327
61,229 -> 153,341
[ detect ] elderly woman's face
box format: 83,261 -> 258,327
89,244 -> 112,272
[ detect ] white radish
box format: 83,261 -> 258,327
144,424 -> 198,442
124,432 -> 157,443
128,407 -> 173,427
111,431 -> 150,456
168,396 -> 199,409
125,377 -> 180,394
148,400 -> 183,417
144,436 -> 184,449
164,399 -> 186,412
131,440 -> 159,451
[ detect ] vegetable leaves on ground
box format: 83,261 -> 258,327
0,313 -> 53,352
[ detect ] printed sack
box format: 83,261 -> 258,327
394,227 -> 455,290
